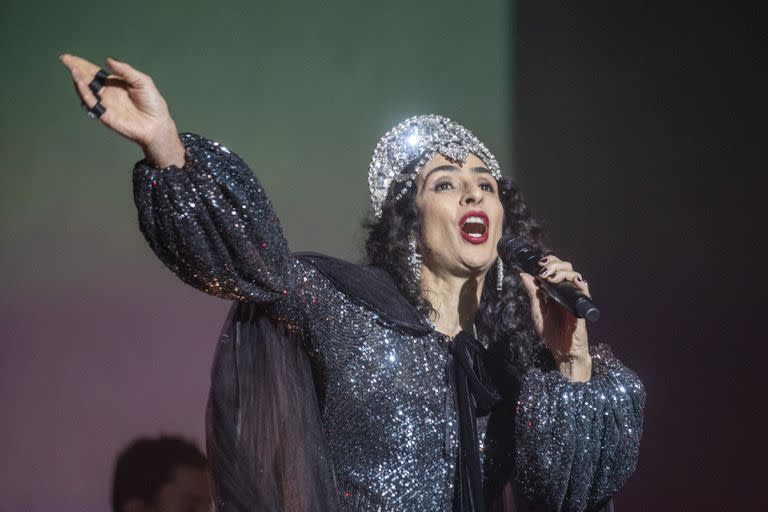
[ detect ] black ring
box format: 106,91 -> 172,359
87,101 -> 106,120
88,69 -> 110,96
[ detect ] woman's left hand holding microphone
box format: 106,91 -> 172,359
519,255 -> 593,382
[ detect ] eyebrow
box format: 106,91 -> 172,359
422,165 -> 492,182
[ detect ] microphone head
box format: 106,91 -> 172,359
497,236 -> 534,263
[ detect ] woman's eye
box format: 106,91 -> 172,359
434,181 -> 454,191
480,182 -> 495,192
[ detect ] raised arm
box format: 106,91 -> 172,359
133,134 -> 297,301
133,134 -> 294,302
61,55 -> 297,302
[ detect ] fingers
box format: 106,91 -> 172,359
69,65 -> 118,125
105,57 -> 148,88
70,66 -> 100,109
61,54 -> 147,97
519,272 -> 551,305
62,54 -> 107,105
537,254 -> 591,297
61,54 -> 145,127
61,54 -> 107,88
537,255 -> 572,281
60,53 -> 97,74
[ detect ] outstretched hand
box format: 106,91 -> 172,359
60,54 -> 184,168
519,254 -> 592,380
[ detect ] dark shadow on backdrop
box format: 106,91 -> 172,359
513,2 -> 763,510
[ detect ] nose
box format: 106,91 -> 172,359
460,182 -> 484,206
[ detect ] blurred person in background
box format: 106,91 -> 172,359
112,435 -> 211,512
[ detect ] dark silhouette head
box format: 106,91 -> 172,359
111,435 -> 210,512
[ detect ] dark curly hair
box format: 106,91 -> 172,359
364,168 -> 546,376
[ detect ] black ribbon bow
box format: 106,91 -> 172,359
451,330 -> 502,512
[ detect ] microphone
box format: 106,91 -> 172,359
497,236 -> 600,322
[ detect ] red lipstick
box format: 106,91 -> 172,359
458,210 -> 489,244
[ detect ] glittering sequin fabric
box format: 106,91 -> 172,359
133,133 -> 645,512
510,344 -> 644,511
279,261 -> 459,510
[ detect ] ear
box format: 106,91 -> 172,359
121,498 -> 147,512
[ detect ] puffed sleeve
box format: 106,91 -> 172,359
513,344 -> 645,511
133,133 -> 298,302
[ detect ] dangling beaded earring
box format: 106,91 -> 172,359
496,257 -> 504,292
408,233 -> 422,284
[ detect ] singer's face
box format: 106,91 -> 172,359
415,153 -> 504,278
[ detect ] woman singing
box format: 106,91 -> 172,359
61,54 -> 644,512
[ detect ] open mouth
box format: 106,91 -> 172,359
459,211 -> 489,244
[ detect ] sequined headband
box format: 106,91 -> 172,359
368,114 -> 502,218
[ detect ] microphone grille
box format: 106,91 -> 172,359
498,236 -> 534,264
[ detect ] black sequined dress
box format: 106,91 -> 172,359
132,134 -> 645,512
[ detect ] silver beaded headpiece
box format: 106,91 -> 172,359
368,114 -> 502,218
